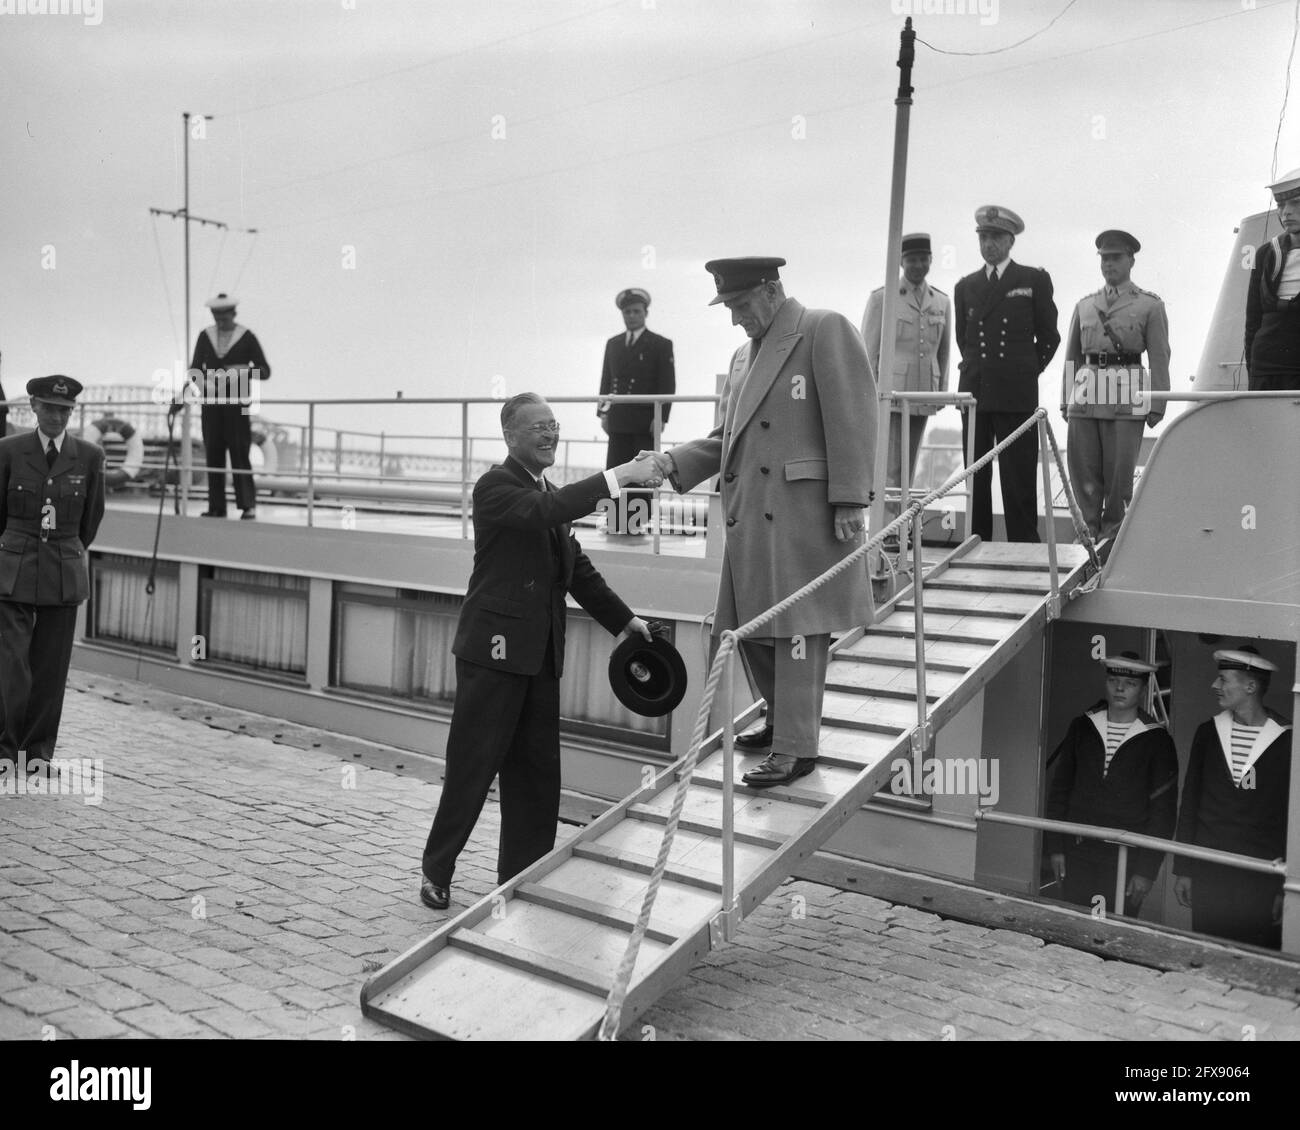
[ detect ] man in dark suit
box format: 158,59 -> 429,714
1175,646 -> 1292,949
0,376 -> 105,764
954,205 -> 1060,542
418,393 -> 661,909
598,287 -> 675,535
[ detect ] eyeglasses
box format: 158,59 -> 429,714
518,421 -> 561,435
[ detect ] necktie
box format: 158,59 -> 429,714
45,440 -> 57,468
987,265 -> 999,283
1105,286 -> 1118,304
626,332 -> 634,349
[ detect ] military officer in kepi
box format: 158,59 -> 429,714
1044,651 -> 1178,915
953,206 -> 1060,543
0,376 -> 105,764
1175,646 -> 1292,950
598,288 -> 675,536
861,232 -> 951,552
1244,167 -> 1300,391
1060,230 -> 1170,542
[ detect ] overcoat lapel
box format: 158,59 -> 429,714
726,299 -> 804,461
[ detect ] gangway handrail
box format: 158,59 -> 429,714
596,405 -> 1099,1039
974,808 -> 1289,919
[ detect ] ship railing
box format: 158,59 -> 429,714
596,405 -> 1099,1039
973,808 -> 1289,920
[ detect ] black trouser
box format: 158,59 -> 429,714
201,403 -> 256,513
0,601 -> 79,760
962,409 -> 1040,543
1190,861 -> 1282,950
1061,839 -> 1121,913
422,655 -> 563,888
605,431 -> 653,534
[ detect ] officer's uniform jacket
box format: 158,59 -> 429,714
0,430 -> 105,606
669,298 -> 876,638
954,261 -> 1060,413
860,280 -> 950,415
1044,706 -> 1179,881
1174,712 -> 1292,878
598,328 -> 675,435
1061,281 -> 1170,421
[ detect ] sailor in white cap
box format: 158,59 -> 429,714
953,206 -> 1060,543
597,288 -> 675,535
1244,168 -> 1300,390
1174,645 -> 1292,948
861,232 -> 951,551
1044,650 -> 1178,915
189,293 -> 272,519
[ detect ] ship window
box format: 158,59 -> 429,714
198,566 -> 308,675
88,552 -> 179,652
333,583 -> 461,702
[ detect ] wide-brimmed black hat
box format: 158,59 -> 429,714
609,625 -> 687,717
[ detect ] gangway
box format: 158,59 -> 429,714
361,516 -> 1092,1038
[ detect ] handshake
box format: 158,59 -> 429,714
613,450 -> 675,489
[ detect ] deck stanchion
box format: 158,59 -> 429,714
901,398 -> 914,575
719,644 -> 736,942
1038,415 -> 1059,609
964,402 -> 976,539
650,403 -> 662,555
911,501 -> 928,785
306,402 -> 315,528
1114,845 -> 1128,917
460,402 -> 471,541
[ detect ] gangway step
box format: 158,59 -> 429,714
361,540 -> 1092,1039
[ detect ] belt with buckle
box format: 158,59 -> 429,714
1084,351 -> 1142,366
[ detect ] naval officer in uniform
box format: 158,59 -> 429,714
861,232 -> 951,542
1174,646 -> 1292,949
1060,230 -> 1170,542
1244,167 -> 1300,391
1044,651 -> 1178,914
954,205 -> 1060,543
0,376 -> 105,763
598,288 -> 675,535
644,257 -> 876,788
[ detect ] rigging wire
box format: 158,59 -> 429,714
148,212 -> 183,360
1271,0 -> 1300,182
230,230 -> 260,294
206,226 -> 230,298
916,0 -> 1078,56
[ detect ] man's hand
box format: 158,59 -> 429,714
1173,875 -> 1193,909
1145,413 -> 1160,429
1049,853 -> 1066,885
622,616 -> 653,643
1126,874 -> 1152,911
635,450 -> 676,476
834,505 -> 865,542
615,455 -> 664,488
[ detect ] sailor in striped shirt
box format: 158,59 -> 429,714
1045,651 -> 1178,915
1174,646 -> 1292,950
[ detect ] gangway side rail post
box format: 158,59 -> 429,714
306,402 -> 315,528
1038,417 -> 1060,617
460,402 -> 470,541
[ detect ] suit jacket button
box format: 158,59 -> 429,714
727,517 -> 737,526
764,512 -> 773,520
724,471 -> 736,482
760,466 -> 770,474
760,420 -> 770,428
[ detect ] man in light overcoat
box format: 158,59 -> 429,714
651,257 -> 876,788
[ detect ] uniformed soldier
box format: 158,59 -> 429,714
1060,230 -> 1170,541
1044,651 -> 1178,915
0,376 -> 105,764
861,232 -> 950,544
953,206 -> 1060,543
597,288 -> 675,536
1175,645 -> 1292,949
1244,167 -> 1300,391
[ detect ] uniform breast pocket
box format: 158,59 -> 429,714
6,480 -> 41,521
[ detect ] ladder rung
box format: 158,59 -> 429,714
573,842 -> 724,893
627,804 -> 790,850
449,928 -> 612,997
514,882 -> 680,947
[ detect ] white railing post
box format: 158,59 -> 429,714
1037,415 -> 1059,611
900,398 -> 913,574
964,402 -> 976,540
911,509 -> 929,787
1114,844 -> 1129,917
305,402 -> 315,528
719,642 -> 736,941
461,401 -> 471,541
651,401 -> 662,555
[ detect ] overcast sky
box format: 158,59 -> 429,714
2,0 -> 1296,453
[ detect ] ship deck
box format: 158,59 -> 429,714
4,668 -> 1299,1043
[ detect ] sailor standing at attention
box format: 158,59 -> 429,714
1060,230 -> 1169,542
953,205 -> 1060,543
1244,167 -> 1300,391
860,232 -> 950,548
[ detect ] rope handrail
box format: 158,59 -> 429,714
598,406 -> 1095,1038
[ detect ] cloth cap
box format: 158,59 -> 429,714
608,626 -> 688,717
1096,229 -> 1141,255
704,257 -> 786,305
205,293 -> 238,311
26,375 -> 83,406
1268,167 -> 1300,203
1213,645 -> 1279,673
616,288 -> 651,310
901,232 -> 932,254
1102,650 -> 1158,677
974,205 -> 1024,236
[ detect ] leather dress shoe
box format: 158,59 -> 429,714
240,508 -> 257,520
733,723 -> 773,751
199,511 -> 227,518
419,878 -> 450,910
742,753 -> 816,789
